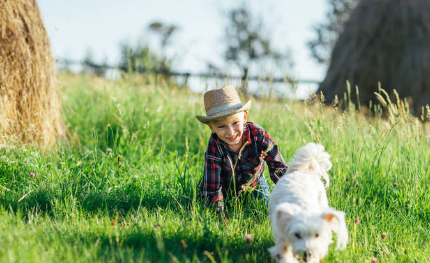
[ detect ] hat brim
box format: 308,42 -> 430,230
196,100 -> 251,124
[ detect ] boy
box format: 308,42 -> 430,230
196,84 -> 288,217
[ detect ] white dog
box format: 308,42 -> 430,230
268,143 -> 348,263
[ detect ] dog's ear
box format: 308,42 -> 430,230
275,203 -> 300,230
321,209 -> 348,250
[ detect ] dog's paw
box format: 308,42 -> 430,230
268,246 -> 279,259
268,246 -> 286,262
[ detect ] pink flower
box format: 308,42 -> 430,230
355,182 -> 359,187
394,183 -> 398,187
29,173 -> 35,177
382,232 -> 387,239
354,217 -> 360,224
371,257 -> 377,263
244,234 -> 253,243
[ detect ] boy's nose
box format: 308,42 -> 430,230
226,125 -> 235,135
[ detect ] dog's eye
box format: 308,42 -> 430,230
315,233 -> 319,238
294,232 -> 302,239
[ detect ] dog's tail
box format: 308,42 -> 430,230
287,143 -> 332,188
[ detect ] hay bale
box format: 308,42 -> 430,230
0,0 -> 65,145
318,0 -> 430,115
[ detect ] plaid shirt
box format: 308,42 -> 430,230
200,122 -> 288,207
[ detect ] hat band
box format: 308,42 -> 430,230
206,102 -> 243,116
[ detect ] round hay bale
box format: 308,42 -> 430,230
0,0 -> 65,146
318,0 -> 430,116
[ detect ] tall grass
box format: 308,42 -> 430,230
0,73 -> 429,262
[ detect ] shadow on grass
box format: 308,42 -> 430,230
1,175 -> 273,223
1,188 -> 197,219
72,226 -> 274,263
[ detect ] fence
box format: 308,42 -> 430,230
56,58 -> 321,99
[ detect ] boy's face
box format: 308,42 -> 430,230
208,111 -> 248,147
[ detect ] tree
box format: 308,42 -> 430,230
223,3 -> 291,79
118,42 -> 160,74
118,21 -> 178,74
148,21 -> 179,73
307,0 -> 357,64
81,48 -> 108,77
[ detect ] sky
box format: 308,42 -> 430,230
37,0 -> 329,83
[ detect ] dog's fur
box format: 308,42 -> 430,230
268,143 -> 348,263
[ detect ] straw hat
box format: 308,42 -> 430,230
196,84 -> 251,124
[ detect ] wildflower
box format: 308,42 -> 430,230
111,220 -> 117,226
382,233 -> 387,239
118,155 -> 122,162
354,217 -> 360,224
394,183 -> 398,187
119,164 -> 123,169
355,182 -> 359,187
371,257 -> 377,263
346,178 -> 350,182
244,234 -> 253,244
166,183 -> 169,189
29,172 -> 35,177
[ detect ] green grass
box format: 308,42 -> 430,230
0,73 -> 429,262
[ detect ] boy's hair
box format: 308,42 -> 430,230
207,111 -> 246,126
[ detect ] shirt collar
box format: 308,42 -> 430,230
243,122 -> 251,144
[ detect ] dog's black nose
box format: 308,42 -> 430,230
303,251 -> 311,262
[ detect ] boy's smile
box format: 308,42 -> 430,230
209,111 -> 248,151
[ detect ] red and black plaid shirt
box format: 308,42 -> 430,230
200,122 -> 288,205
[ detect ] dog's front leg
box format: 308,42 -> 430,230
268,244 -> 294,263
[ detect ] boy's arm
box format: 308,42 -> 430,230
200,144 -> 225,215
259,130 -> 288,184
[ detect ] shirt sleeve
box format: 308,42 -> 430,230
258,129 -> 288,184
200,138 -> 224,206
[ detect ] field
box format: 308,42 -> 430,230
0,74 -> 429,262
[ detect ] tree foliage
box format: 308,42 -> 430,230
118,42 -> 161,73
148,21 -> 179,72
307,0 -> 358,64
148,22 -> 178,50
118,21 -> 178,74
81,49 -> 108,76
223,4 -> 289,77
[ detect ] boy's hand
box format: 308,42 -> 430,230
215,200 -> 228,222
220,212 -> 229,224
